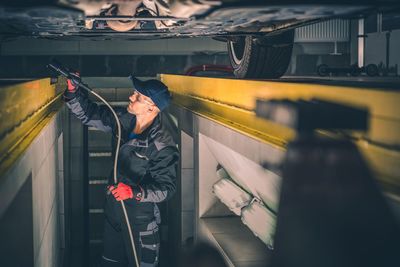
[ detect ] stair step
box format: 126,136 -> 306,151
88,127 -> 100,131
89,209 -> 104,214
89,179 -> 108,185
89,239 -> 103,244
89,152 -> 112,157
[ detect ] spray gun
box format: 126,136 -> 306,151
47,61 -> 140,267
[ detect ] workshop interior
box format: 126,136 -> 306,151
0,0 -> 400,267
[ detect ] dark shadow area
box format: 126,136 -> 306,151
181,242 -> 228,267
0,173 -> 33,267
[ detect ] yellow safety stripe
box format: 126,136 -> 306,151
161,74 -> 400,195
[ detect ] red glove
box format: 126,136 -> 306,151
108,182 -> 143,201
67,72 -> 80,92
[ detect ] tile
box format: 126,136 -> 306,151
181,169 -> 194,212
0,145 -> 33,216
32,155 -> 50,256
58,171 -> 64,214
70,180 -> 84,216
89,183 -> 107,209
70,147 -> 84,181
70,181 -> 85,245
88,156 -> 113,179
198,134 -> 221,218
115,88 -> 132,101
0,174 -> 34,267
34,202 -> 59,267
69,116 -> 84,148
88,130 -> 112,151
51,203 -> 60,267
70,219 -> 85,245
59,214 -> 65,249
55,110 -> 64,137
32,153 -> 57,258
46,116 -> 57,150
89,213 -> 105,240
181,131 -> 194,169
57,133 -> 64,172
179,108 -> 193,136
48,146 -> 58,186
31,130 -> 48,175
181,211 -> 194,243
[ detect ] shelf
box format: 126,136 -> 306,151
200,217 -> 271,267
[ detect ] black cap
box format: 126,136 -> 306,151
129,75 -> 171,111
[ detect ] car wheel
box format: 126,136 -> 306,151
350,64 -> 361,77
317,64 -> 329,77
366,64 -> 379,77
227,30 -> 294,79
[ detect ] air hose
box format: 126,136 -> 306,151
47,62 -> 140,267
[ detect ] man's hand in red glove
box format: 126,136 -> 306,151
67,72 -> 81,93
108,182 -> 143,201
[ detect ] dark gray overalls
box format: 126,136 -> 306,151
63,89 -> 179,266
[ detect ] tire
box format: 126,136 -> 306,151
227,30 -> 294,79
366,64 -> 379,77
350,64 -> 361,77
317,64 -> 329,77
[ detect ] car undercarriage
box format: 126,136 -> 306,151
1,0 -> 399,78
0,1 -> 395,40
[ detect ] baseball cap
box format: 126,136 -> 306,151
129,75 -> 171,111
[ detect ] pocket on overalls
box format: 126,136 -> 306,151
139,227 -> 160,265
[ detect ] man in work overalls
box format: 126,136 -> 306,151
63,75 -> 179,267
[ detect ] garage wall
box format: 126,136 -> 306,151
288,18 -> 400,76
365,29 -> 400,71
0,110 -> 65,267
288,19 -> 351,75
288,42 -> 350,75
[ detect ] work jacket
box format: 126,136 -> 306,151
63,88 -> 179,229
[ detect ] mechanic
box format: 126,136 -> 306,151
63,75 -> 179,267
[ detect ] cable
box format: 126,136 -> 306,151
47,62 -> 139,266
87,88 -> 140,267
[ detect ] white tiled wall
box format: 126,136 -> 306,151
57,134 -> 65,249
181,131 -> 195,244
32,113 -> 64,267
1,110 -> 64,267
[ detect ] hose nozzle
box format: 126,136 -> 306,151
47,60 -> 84,89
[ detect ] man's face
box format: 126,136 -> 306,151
127,90 -> 156,115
